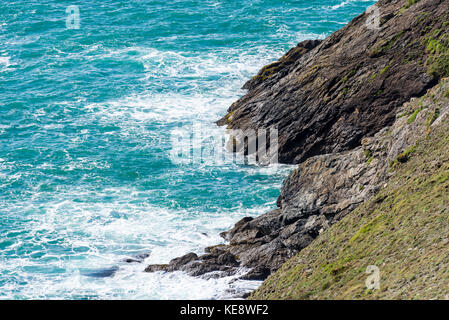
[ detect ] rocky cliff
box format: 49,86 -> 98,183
145,0 -> 449,294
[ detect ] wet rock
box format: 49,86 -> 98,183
221,210 -> 282,245
85,266 -> 119,278
124,253 -> 150,263
241,266 -> 271,281
146,79 -> 448,281
170,252 -> 199,267
144,264 -> 169,273
144,253 -> 198,273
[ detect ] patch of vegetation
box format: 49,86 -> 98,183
389,145 -> 416,169
406,0 -> 421,9
417,12 -> 430,23
399,0 -> 421,14
380,64 -> 390,75
364,149 -> 372,158
373,89 -> 383,97
254,62 -> 281,81
426,108 -> 440,127
425,33 -> 449,78
341,70 -> 356,84
364,149 -> 374,166
225,110 -> 236,124
396,145 -> 416,163
407,107 -> 422,124
397,111 -> 409,118
428,55 -> 449,77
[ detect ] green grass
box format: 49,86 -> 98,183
427,108 -> 441,127
398,0 -> 420,14
407,108 -> 422,124
380,64 -> 390,75
396,145 -> 416,163
400,0 -> 421,13
406,0 -> 420,8
425,33 -> 449,78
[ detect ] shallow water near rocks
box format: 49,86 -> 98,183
0,0 -> 375,299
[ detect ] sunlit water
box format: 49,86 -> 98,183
0,0 -> 375,299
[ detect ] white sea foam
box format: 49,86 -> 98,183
326,0 -> 373,11
0,55 -> 13,72
0,184 -> 273,299
80,44 -> 286,126
0,56 -> 10,65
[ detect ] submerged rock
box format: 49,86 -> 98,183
123,253 -> 150,263
84,266 -> 120,278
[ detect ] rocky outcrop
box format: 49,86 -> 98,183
145,0 -> 449,284
218,0 -> 448,164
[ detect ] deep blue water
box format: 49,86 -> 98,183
0,0 -> 375,299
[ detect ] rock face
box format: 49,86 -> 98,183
145,0 -> 449,283
218,0 -> 448,164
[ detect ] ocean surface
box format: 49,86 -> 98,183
0,0 -> 375,299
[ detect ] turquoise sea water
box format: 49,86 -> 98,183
0,0 -> 376,299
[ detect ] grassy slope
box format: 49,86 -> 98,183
251,82 -> 449,300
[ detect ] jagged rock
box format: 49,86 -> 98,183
220,210 -> 283,245
240,266 -> 271,281
218,0 -> 448,164
171,252 -> 199,266
144,252 -> 198,273
123,253 -> 150,263
250,79 -> 449,299
144,264 -> 169,273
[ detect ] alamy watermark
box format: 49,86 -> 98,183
66,5 -> 80,29
365,3 -> 381,30
169,124 -> 279,166
365,265 -> 380,290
